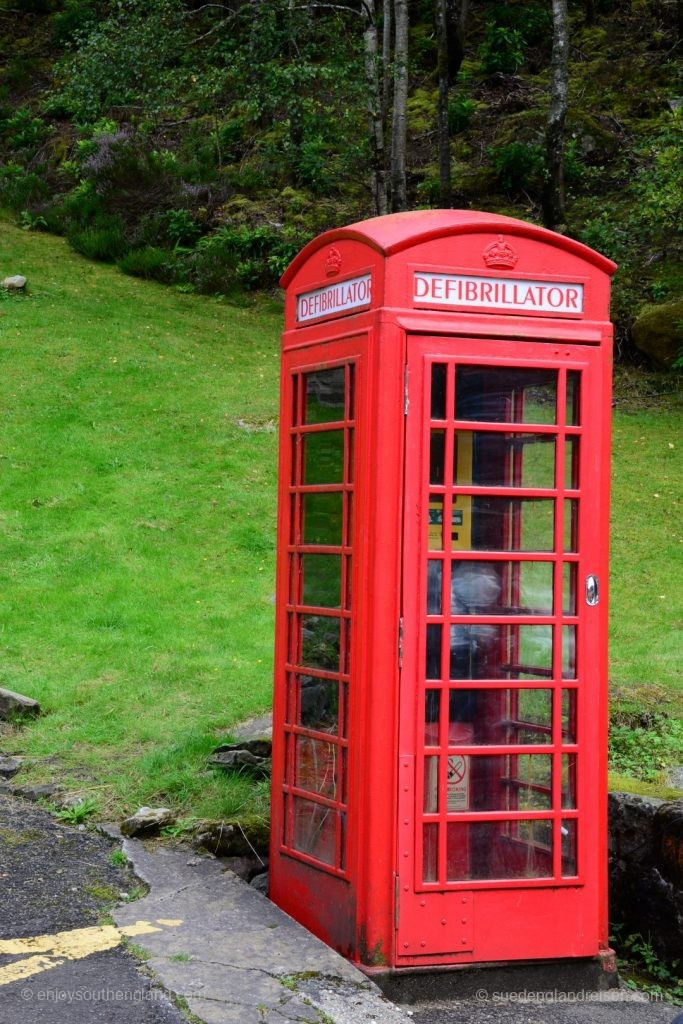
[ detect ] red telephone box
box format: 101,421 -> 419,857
270,211 -> 616,971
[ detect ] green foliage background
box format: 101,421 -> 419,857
0,0 -> 680,352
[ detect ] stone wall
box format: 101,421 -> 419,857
609,792 -> 683,962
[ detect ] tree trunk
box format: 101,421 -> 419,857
436,0 -> 467,208
381,0 -> 391,124
362,0 -> 389,215
436,0 -> 451,207
390,0 -> 409,211
542,0 -> 569,230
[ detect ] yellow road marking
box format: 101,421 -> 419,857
0,919 -> 182,987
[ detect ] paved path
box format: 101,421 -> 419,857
0,793 -> 185,1023
1,792 -> 680,1024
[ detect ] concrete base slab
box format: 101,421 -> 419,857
111,831 -> 412,1024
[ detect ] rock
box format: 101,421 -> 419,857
1,275 -> 26,290
221,854 -> 268,881
631,299 -> 683,369
11,782 -> 62,802
609,792 -> 683,962
120,806 -> 175,837
208,749 -> 271,777
212,738 -> 272,759
193,819 -> 270,857
0,756 -> 23,780
250,870 -> 269,894
656,800 -> 683,888
230,713 -> 272,740
0,688 -> 41,721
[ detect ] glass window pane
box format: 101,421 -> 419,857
304,430 -> 344,483
425,689 -> 441,745
564,499 -> 578,552
302,492 -> 343,545
448,688 -> 552,745
426,624 -> 442,679
302,554 -> 341,608
295,736 -> 338,798
445,754 -> 551,812
298,674 -> 339,732
451,561 -> 553,615
424,755 -> 439,812
563,563 -> 577,615
449,624 -> 553,680
446,820 -> 553,880
347,364 -> 355,420
423,823 -> 439,883
562,689 -> 577,743
562,754 -> 577,809
427,560 -> 443,614
300,614 -> 340,671
565,437 -> 579,490
566,371 -> 580,426
430,429 -> 446,484
466,498 -> 555,551
431,364 -> 447,420
304,367 -> 345,424
457,432 -> 555,489
292,797 -> 335,865
563,625 -> 577,679
562,819 -> 578,875
428,496 -> 444,550
455,367 -> 557,424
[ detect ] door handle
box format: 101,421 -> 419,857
585,575 -> 599,606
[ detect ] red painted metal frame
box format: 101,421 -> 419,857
272,211 -> 614,971
396,337 -> 607,964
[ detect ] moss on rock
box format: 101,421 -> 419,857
631,299 -> 683,368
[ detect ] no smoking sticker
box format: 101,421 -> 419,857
447,754 -> 470,811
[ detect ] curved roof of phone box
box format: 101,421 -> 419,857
280,209 -> 617,288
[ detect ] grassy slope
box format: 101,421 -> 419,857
1,220 -> 280,818
0,222 -> 681,816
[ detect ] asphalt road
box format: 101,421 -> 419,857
0,793 -> 186,1024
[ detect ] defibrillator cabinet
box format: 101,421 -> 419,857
270,211 -> 616,972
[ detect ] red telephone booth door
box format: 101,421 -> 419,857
397,336 -> 608,965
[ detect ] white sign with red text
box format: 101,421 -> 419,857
414,271 -> 584,315
297,274 -> 372,323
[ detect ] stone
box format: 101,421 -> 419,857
609,792 -> 683,963
11,782 -> 62,802
250,870 -> 269,894
631,299 -> 683,369
120,806 -> 175,837
193,819 -> 270,858
0,755 -> 23,780
221,854 -> 268,882
212,738 -> 272,759
208,749 -> 271,777
656,800 -> 683,888
1,275 -> 26,290
230,712 -> 273,740
0,688 -> 41,720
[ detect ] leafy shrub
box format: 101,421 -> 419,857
0,108 -> 50,154
52,0 -> 97,45
166,209 -> 200,249
68,222 -> 127,262
479,25 -> 525,75
448,96 -> 477,135
118,246 -> 179,283
0,162 -> 47,209
489,142 -> 543,192
609,714 -> 683,782
190,225 -> 302,293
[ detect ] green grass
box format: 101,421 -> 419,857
1,221 -> 681,818
0,219 -> 281,819
610,404 -> 683,702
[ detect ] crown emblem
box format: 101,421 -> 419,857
482,235 -> 519,270
324,247 -> 342,276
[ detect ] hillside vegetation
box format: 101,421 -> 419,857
0,0 -> 681,357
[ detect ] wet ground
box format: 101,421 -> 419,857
0,793 -> 186,1024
